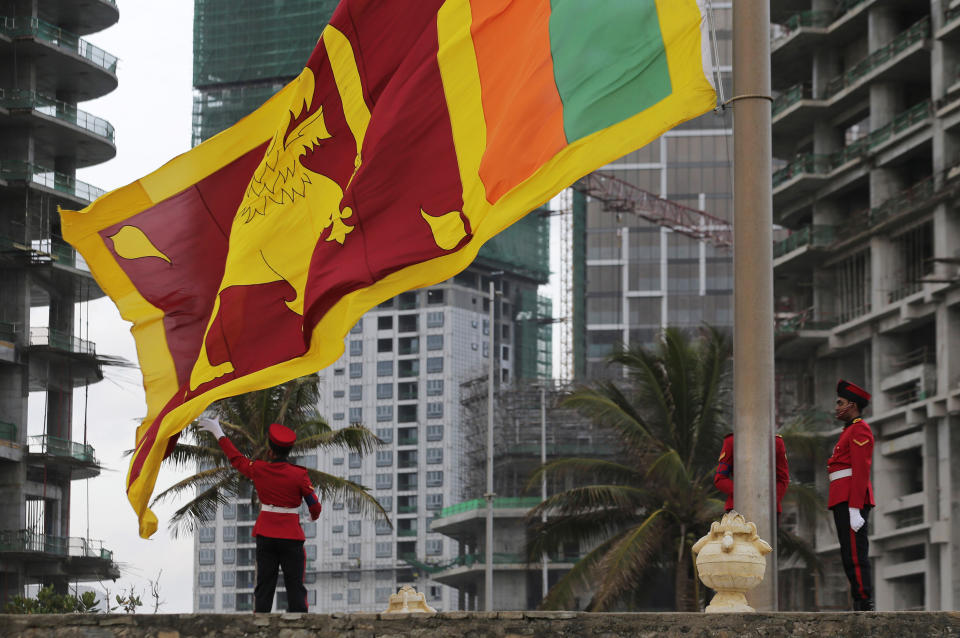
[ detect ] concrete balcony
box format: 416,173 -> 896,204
37,0 -> 119,37
774,225 -> 836,275
27,434 -> 100,479
0,17 -> 118,101
0,529 -> 119,581
0,160 -> 105,206
0,88 -> 116,167
774,308 -> 836,359
772,17 -> 930,150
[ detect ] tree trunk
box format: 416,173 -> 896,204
674,525 -> 697,611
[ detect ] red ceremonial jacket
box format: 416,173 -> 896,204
714,434 -> 790,513
218,436 -> 322,540
827,417 -> 875,509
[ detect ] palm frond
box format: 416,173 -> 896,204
562,384 -> 660,456
294,425 -> 382,456
644,448 -> 692,490
778,526 -> 823,576
528,485 -> 651,520
589,508 -> 671,610
304,468 -> 390,523
150,466 -> 234,505
538,533 -> 624,610
526,505 -> 642,561
165,476 -> 239,539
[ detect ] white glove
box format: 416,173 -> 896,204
198,417 -> 224,440
849,507 -> 865,533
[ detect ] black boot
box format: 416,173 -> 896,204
853,599 -> 874,612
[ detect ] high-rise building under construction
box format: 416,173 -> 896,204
190,0 -> 551,612
0,0 -> 121,606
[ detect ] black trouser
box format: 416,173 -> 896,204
254,535 -> 307,613
832,504 -> 872,606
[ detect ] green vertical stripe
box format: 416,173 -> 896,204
550,0 -> 672,143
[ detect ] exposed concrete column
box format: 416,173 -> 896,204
936,304 -> 960,396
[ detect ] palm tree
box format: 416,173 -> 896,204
151,374 -> 386,537
526,326 -> 731,611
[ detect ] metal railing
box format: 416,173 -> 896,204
0,529 -> 113,561
397,528 -> 418,537
28,435 -> 97,463
0,421 -> 16,442
866,100 -> 932,149
0,160 -> 105,202
0,321 -> 15,342
29,327 -> 96,354
437,496 -> 542,519
0,88 -> 115,142
774,225 -> 836,258
775,308 -> 837,335
868,175 -> 936,228
772,154 -> 832,188
772,11 -> 832,47
772,83 -> 813,117
0,16 -> 118,74
885,347 -> 935,372
823,17 -> 929,100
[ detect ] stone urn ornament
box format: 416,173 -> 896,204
692,510 -> 772,612
382,585 -> 437,614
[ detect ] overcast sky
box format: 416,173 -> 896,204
70,1 -> 196,613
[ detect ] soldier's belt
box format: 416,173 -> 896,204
261,504 -> 300,514
829,468 -> 852,481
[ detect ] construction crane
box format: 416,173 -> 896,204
572,171 -> 733,247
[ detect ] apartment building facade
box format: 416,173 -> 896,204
0,0 -> 120,605
771,0 -> 960,611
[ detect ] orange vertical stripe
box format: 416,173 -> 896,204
471,0 -> 567,203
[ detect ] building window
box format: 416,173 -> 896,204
379,495 -> 393,512
426,470 -> 443,487
237,549 -> 255,566
198,593 -> 215,610
398,336 -> 419,355
348,543 -> 361,559
348,571 -> 362,582
350,339 -> 363,356
426,357 -> 443,373
426,311 -> 444,327
349,407 -> 362,423
198,571 -> 215,587
349,452 -> 362,468
376,542 -> 393,558
198,549 -> 216,565
333,389 -> 345,398
332,524 -> 344,534
398,381 -> 418,401
306,544 -> 317,561
350,318 -> 363,334
398,291 -> 418,309
333,456 -> 345,466
426,538 -> 443,555
222,548 -> 236,564
222,571 -> 236,587
349,362 -> 363,378
332,502 -> 345,510
332,546 -> 344,556
376,450 -> 394,467
482,342 -> 489,357
378,298 -> 395,309
426,402 -> 443,418
398,314 -> 418,332
482,319 -> 489,335
426,379 -> 444,396
331,592 -> 344,601
334,367 -> 345,376
376,473 -> 393,489
349,499 -> 361,514
198,527 -> 216,543
349,384 -> 363,401
376,519 -> 392,535
348,589 -> 361,605
426,448 -> 443,464
376,427 -> 393,443
376,587 -> 393,603
333,412 -> 345,422
427,334 -> 444,351
303,521 -> 317,538
427,289 -> 445,305
222,503 -> 236,520
398,404 -> 418,423
222,593 -> 236,609
376,405 -> 394,422
377,360 -> 394,377
398,359 -> 419,377
222,526 -> 236,542
377,382 -> 393,399
348,474 -> 361,484
426,425 -> 443,441
378,315 -> 393,330
426,493 -> 444,510
378,338 -> 393,353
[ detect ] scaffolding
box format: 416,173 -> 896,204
191,0 -> 339,144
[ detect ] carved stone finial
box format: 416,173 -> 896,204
692,510 -> 773,613
382,585 -> 437,614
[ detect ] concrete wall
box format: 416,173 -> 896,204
2,611 -> 960,638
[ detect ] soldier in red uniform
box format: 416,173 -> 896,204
199,417 -> 323,613
714,433 -> 790,517
828,379 -> 875,611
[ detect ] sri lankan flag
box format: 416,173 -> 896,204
61,0 -> 716,537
